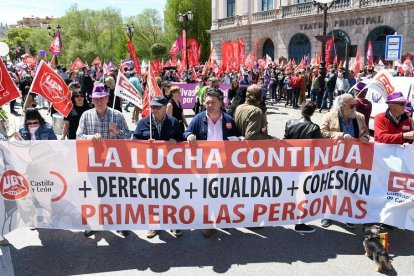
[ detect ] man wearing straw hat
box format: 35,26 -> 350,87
76,85 -> 130,141
76,86 -> 130,237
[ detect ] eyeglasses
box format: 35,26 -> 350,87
150,106 -> 162,110
26,121 -> 39,126
74,94 -> 85,98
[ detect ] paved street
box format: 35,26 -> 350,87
1,101 -> 413,276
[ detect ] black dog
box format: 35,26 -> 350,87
363,225 -> 393,272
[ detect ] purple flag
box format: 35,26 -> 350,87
169,35 -> 183,56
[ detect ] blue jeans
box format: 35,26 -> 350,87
321,89 -> 334,110
311,89 -> 319,103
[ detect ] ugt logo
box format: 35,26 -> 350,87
0,170 -> 29,200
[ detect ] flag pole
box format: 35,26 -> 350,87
148,61 -> 153,140
111,70 -> 121,122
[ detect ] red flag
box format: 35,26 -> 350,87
30,61 -> 73,116
127,40 -> 141,75
354,50 -> 361,74
70,57 -> 85,71
22,54 -> 37,70
188,38 -> 200,67
366,40 -> 374,66
294,58 -> 305,72
238,37 -> 245,68
92,56 -> 101,67
0,59 -> 21,106
182,30 -> 187,71
151,60 -> 162,77
325,37 -> 335,66
291,58 -> 297,67
244,52 -> 255,70
221,41 -> 234,72
208,45 -> 215,64
141,66 -> 163,118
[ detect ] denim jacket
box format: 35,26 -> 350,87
19,124 -> 57,140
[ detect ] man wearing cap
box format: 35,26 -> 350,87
133,96 -> 184,238
374,92 -> 414,144
320,93 -> 369,229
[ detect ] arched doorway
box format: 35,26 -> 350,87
327,29 -> 351,61
366,26 -> 396,63
262,38 -> 275,60
288,33 -> 311,63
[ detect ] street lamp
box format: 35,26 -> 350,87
126,24 -> 135,40
47,24 -> 61,65
313,0 -> 339,76
177,10 -> 193,72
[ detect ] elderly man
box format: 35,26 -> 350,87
320,93 -> 369,229
374,91 -> 414,144
234,84 -> 274,140
184,89 -> 239,237
133,96 -> 184,238
76,87 -> 130,237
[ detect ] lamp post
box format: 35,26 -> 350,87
47,24 -> 61,65
177,10 -> 193,72
313,0 -> 338,77
126,24 -> 135,40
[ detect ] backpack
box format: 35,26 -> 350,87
289,77 -> 301,89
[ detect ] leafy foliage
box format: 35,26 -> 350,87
164,0 -> 211,62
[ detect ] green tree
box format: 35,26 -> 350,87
4,27 -> 32,60
164,0 -> 211,63
126,8 -> 167,61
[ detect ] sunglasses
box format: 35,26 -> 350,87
26,121 -> 39,126
74,94 -> 85,98
150,106 -> 162,110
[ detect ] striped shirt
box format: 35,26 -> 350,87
76,107 -> 130,140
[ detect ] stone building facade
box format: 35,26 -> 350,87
210,0 -> 414,65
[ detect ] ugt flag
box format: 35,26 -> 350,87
30,60 -> 73,116
49,31 -> 62,56
114,70 -> 142,109
0,59 -> 21,107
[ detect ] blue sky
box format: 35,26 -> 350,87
1,0 -> 167,25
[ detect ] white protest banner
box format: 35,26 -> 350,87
0,140 -> 413,236
114,72 -> 143,109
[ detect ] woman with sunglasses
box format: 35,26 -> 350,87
16,108 -> 57,140
61,85 -> 91,140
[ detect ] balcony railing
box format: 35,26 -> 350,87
217,16 -> 236,28
252,9 -> 277,22
214,0 -> 414,29
359,0 -> 411,7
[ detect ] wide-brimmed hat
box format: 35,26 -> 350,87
91,85 -> 109,98
355,82 -> 367,91
386,92 -> 406,104
405,100 -> 413,113
150,96 -> 168,107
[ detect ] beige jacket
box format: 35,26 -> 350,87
321,107 -> 369,140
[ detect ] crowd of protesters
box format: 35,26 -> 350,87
1,57 -> 414,246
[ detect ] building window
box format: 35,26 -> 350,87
262,38 -> 275,60
297,0 -> 312,3
288,33 -> 311,64
227,0 -> 235,17
262,0 -> 274,11
366,25 -> 396,63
